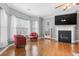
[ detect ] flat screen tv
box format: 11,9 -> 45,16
55,13 -> 77,25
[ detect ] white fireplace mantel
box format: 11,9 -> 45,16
55,25 -> 76,43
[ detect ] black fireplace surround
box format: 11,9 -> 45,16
58,31 -> 71,43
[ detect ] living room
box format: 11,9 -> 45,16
0,1 -> 79,57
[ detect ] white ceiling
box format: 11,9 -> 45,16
7,3 -> 79,17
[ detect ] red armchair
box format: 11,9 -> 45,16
30,32 -> 38,41
14,35 -> 26,48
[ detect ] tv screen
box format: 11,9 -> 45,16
55,13 -> 77,25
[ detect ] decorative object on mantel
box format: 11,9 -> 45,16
55,3 -> 79,11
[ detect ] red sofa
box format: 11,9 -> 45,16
30,32 -> 38,41
14,35 -> 26,48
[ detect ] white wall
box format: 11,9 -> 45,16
42,16 -> 56,38
76,12 -> 79,41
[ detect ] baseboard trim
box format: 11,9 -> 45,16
51,37 -> 56,40
0,43 -> 14,55
76,40 -> 79,42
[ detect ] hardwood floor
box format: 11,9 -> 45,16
0,39 -> 79,56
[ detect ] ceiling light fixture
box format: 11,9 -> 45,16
55,3 -> 79,11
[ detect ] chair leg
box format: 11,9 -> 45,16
30,38 -> 37,42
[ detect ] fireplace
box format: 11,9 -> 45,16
55,13 -> 76,43
58,31 -> 71,43
55,25 -> 76,43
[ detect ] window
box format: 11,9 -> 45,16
16,18 -> 30,35
10,16 -> 17,41
0,8 -> 8,48
32,21 -> 39,35
10,16 -> 39,38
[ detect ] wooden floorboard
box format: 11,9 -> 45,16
0,39 -> 79,56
